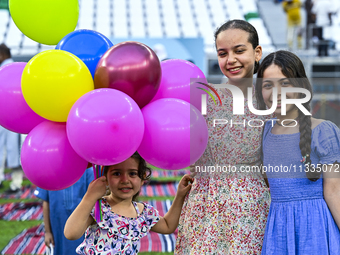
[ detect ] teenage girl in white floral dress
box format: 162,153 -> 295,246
175,20 -> 271,255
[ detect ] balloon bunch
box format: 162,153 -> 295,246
68,43 -> 210,171
2,28 -> 114,191
1,1 -> 209,192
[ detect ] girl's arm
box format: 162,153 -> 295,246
42,201 -> 54,247
151,174 -> 193,234
323,163 -> 340,228
64,176 -> 107,240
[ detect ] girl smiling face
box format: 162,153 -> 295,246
216,29 -> 262,84
106,158 -> 144,202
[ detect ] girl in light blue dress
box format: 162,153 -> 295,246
255,50 -> 340,254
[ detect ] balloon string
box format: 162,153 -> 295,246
99,165 -> 104,221
98,165 -> 103,221
92,164 -> 102,222
100,206 -> 103,221
92,164 -> 97,179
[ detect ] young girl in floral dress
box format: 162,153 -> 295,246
175,20 -> 271,254
64,152 -> 193,255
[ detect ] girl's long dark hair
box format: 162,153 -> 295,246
104,152 -> 152,201
214,19 -> 260,74
255,50 -> 319,181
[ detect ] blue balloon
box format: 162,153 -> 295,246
56,29 -> 113,78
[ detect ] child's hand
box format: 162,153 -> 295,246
176,174 -> 194,198
85,176 -> 107,202
44,232 -> 54,247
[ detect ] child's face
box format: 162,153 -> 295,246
261,64 -> 299,117
106,158 -> 143,201
216,29 -> 262,84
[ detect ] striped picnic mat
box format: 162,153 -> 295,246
140,182 -> 178,197
1,200 -> 177,254
0,201 -> 43,221
0,185 -> 37,200
0,200 -> 172,222
151,169 -> 190,178
1,224 -> 45,255
0,181 -> 179,200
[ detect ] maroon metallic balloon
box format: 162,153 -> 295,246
94,41 -> 162,108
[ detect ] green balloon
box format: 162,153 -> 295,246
9,0 -> 79,45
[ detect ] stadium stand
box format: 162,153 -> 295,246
0,0 -> 274,54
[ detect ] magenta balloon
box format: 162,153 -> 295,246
94,41 -> 161,108
67,88 -> 144,165
137,98 -> 208,170
151,59 -> 208,112
21,121 -> 88,190
0,62 -> 45,133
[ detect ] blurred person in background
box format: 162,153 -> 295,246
304,0 -> 316,49
282,0 -> 303,50
312,0 -> 332,56
0,43 -> 22,194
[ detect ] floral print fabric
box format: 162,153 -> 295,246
76,198 -> 160,255
175,88 -> 271,255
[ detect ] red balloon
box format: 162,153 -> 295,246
94,41 -> 161,108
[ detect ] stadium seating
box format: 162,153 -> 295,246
0,0 -> 275,56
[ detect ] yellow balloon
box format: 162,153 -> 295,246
9,0 -> 79,45
22,50 -> 94,122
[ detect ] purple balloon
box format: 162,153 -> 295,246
138,98 -> 208,170
67,88 -> 144,165
151,59 -> 208,112
21,121 -> 88,190
0,62 -> 45,134
94,41 -> 161,108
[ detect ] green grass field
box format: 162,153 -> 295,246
0,167 -> 180,255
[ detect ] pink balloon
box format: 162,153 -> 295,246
67,89 -> 144,165
21,121 -> 88,190
151,59 -> 208,112
138,98 -> 208,170
0,62 -> 45,134
94,41 -> 161,108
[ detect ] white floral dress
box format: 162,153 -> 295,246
76,198 -> 160,255
175,87 -> 271,255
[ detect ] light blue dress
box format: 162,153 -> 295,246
261,121 -> 340,254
